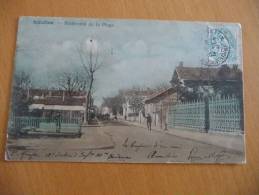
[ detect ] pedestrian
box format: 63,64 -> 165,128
146,113 -> 152,132
55,112 -> 61,133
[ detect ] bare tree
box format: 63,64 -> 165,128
14,71 -> 32,90
153,82 -> 171,92
56,71 -> 88,96
76,38 -> 111,123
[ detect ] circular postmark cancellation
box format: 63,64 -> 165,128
207,27 -> 236,66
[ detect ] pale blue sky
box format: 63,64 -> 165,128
15,17 -> 242,105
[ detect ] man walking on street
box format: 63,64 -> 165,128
146,113 -> 152,132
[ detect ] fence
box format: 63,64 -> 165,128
168,96 -> 243,134
9,116 -> 82,135
209,97 -> 243,133
168,100 -> 205,132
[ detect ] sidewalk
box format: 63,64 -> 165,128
120,119 -> 244,153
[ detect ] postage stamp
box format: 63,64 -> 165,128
5,17 -> 244,163
206,25 -> 240,66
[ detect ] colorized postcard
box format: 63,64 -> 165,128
5,16 -> 245,163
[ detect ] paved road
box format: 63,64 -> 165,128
6,120 -> 244,163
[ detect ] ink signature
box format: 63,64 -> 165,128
187,147 -> 231,162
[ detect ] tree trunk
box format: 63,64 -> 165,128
86,74 -> 94,122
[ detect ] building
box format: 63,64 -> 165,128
144,87 -> 177,130
143,63 -> 243,131
27,89 -> 89,122
170,63 -> 243,101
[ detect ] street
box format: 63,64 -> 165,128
6,120 -> 244,163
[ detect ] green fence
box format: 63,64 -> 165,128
168,100 -> 205,131
9,116 -> 82,135
209,97 -> 243,133
168,96 -> 243,134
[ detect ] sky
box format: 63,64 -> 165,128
14,17 -> 242,105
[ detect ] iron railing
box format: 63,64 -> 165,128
168,96 -> 243,134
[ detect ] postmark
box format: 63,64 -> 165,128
207,26 -> 236,66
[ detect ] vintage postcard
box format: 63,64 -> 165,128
5,16 -> 245,163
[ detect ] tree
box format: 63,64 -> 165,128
12,71 -> 32,116
128,95 -> 145,114
76,38 -> 111,123
102,90 -> 126,115
56,71 -> 88,96
124,87 -> 151,114
14,71 -> 32,90
153,82 -> 171,92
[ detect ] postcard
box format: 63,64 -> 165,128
5,16 -> 245,163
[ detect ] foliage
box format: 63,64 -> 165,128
102,90 -> 125,115
127,95 -> 145,114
